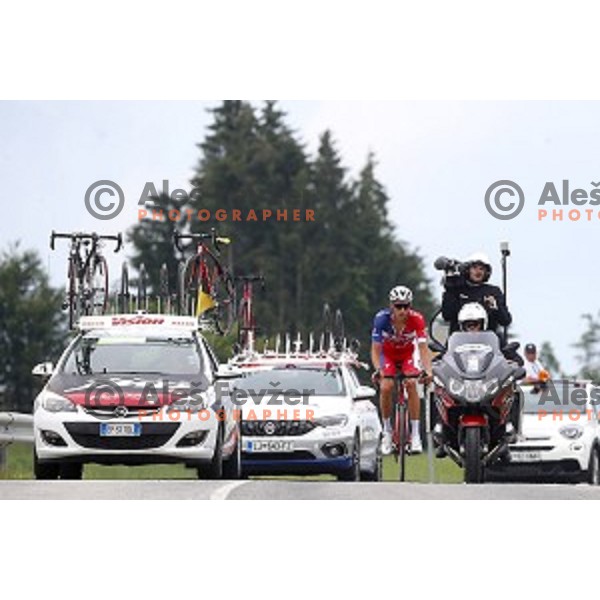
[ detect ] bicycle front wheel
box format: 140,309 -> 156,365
397,401 -> 408,482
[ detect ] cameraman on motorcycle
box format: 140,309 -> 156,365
441,252 -> 512,338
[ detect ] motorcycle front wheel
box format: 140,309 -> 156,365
464,427 -> 484,484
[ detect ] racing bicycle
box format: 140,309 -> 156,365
235,274 -> 265,352
389,368 -> 425,482
50,230 -> 122,329
174,229 -> 235,334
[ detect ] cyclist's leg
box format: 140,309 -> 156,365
379,358 -> 397,424
379,356 -> 397,455
400,356 -> 423,452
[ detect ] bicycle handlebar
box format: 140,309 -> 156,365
50,231 -> 122,252
173,229 -> 231,253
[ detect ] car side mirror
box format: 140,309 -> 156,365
429,340 -> 445,354
32,362 -> 54,378
353,385 -> 376,401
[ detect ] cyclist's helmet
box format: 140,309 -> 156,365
389,285 -> 413,304
465,252 -> 492,282
458,302 -> 488,331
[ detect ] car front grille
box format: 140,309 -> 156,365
64,422 -> 180,450
81,407 -> 162,419
510,445 -> 555,452
241,420 -> 316,437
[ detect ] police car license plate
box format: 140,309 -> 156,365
100,423 -> 142,437
245,440 -> 294,452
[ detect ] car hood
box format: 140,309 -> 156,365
520,413 -> 591,439
46,372 -> 211,409
239,395 -> 352,420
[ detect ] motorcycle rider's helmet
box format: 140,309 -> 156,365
389,285 -> 413,304
458,302 -> 488,331
465,252 -> 492,283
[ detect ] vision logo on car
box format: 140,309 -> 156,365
112,316 -> 166,326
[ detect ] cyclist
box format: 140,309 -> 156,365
371,285 -> 432,455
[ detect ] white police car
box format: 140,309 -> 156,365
32,314 -> 241,479
231,348 -> 382,481
489,379 -> 600,484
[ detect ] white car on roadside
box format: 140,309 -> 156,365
32,314 -> 241,480
489,379 -> 600,484
231,350 -> 383,481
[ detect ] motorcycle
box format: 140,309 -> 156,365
430,329 -> 525,483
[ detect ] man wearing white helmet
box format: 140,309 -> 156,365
371,285 -> 433,455
458,302 -> 488,332
441,252 -> 512,338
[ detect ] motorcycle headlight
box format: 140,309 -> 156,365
560,425 -> 583,440
41,392 -> 77,413
167,395 -> 208,414
315,414 -> 349,428
449,378 -> 499,402
449,378 -> 465,396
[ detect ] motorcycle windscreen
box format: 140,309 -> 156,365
447,332 -> 499,374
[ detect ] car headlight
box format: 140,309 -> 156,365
315,414 -> 349,428
559,425 -> 583,440
41,392 -> 77,413
167,394 -> 208,414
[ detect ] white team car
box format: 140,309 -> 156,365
32,314 -> 241,480
231,350 -> 383,481
489,379 -> 600,484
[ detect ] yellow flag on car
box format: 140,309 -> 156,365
196,288 -> 215,316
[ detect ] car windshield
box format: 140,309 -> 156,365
62,335 -> 203,376
235,367 -> 345,396
522,382 -> 591,415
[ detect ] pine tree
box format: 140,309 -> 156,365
539,340 -> 562,376
0,244 -> 65,411
573,312 -> 600,381
127,192 -> 184,294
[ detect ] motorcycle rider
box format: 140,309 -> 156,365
457,302 -> 488,332
371,285 -> 432,455
434,302 -> 520,458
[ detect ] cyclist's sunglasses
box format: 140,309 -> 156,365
393,303 -> 411,310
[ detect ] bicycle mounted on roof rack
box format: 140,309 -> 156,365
50,230 -> 122,330
173,228 -> 235,335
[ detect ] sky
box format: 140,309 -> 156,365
1,100 -> 599,374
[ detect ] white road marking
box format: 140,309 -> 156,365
209,480 -> 249,500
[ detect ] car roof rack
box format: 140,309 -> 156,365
230,331 -> 368,370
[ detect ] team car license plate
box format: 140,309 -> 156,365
511,450 -> 542,463
100,423 -> 142,437
245,440 -> 294,453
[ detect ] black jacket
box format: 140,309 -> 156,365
441,282 -> 512,335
